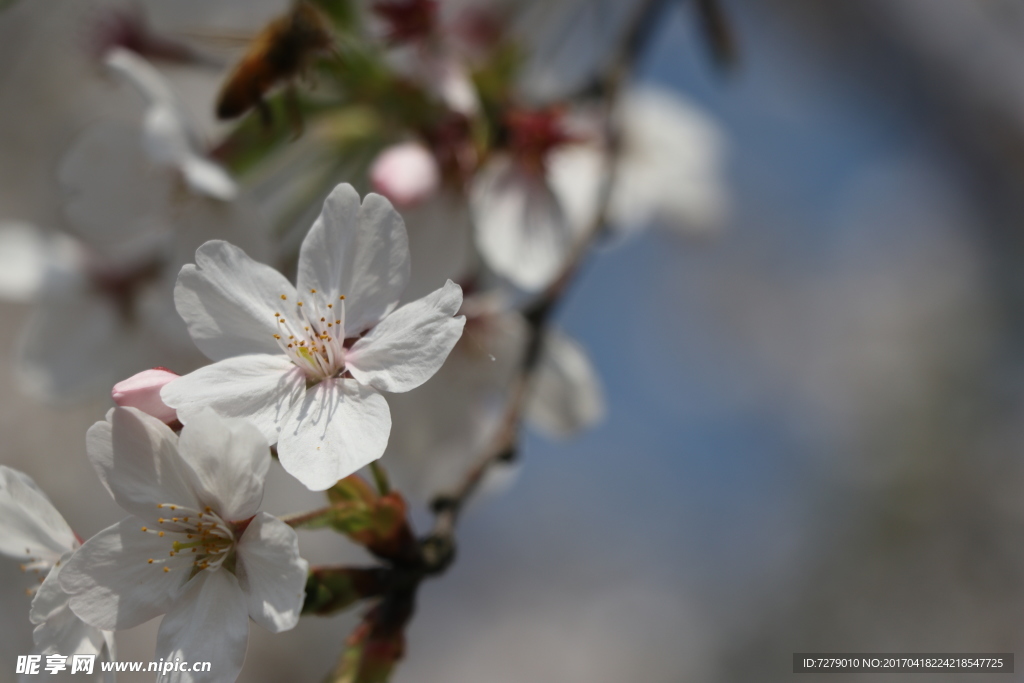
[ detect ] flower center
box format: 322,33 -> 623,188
140,503 -> 235,575
272,290 -> 348,382
504,107 -> 578,175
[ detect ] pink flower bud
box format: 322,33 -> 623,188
370,142 -> 440,208
112,367 -> 179,424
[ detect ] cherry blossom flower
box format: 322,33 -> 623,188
0,220 -> 200,402
550,85 -> 729,239
103,47 -> 236,201
60,407 -> 307,683
386,293 -> 604,498
0,467 -> 115,679
162,184 -> 466,490
470,87 -> 729,291
0,48 -> 272,403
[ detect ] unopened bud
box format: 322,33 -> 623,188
370,142 -> 440,208
112,367 -> 179,423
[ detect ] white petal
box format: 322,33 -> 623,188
30,553 -> 108,659
31,602 -> 106,659
176,410 -> 270,521
161,355 -> 306,445
62,518 -> 188,630
611,86 -> 729,235
107,48 -> 235,202
87,408 -> 199,522
470,156 -> 572,291
105,47 -> 177,108
0,466 -> 76,562
347,280 -> 466,393
547,142 -> 604,238
296,184 -> 411,336
525,329 -> 606,438
0,222 -> 48,301
143,104 -> 194,169
277,379 -> 392,491
29,550 -> 74,625
175,240 -> 298,361
180,155 -> 238,201
155,570 -> 249,683
235,513 -> 308,633
429,55 -> 479,116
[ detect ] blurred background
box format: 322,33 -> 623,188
2,0 -> 1024,681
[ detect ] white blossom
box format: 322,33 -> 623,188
104,47 -> 236,201
0,46 -> 271,403
470,86 -> 729,291
0,220 -> 195,402
550,85 -> 730,239
162,184 -> 466,490
60,408 -> 307,683
386,293 -> 604,498
0,467 -> 115,680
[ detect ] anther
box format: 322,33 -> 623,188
280,295 -> 287,300
148,559 -> 154,564
163,567 -> 170,573
310,288 -> 317,293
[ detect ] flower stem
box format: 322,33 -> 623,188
280,505 -> 338,529
369,461 -> 391,496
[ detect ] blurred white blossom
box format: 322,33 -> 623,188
551,85 -> 730,239
104,47 -> 236,201
387,292 -> 604,498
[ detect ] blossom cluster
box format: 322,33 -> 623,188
0,0 -> 730,680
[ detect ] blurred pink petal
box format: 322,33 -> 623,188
370,142 -> 441,208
